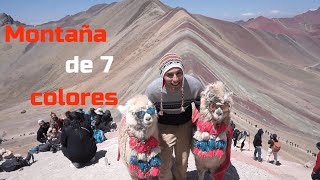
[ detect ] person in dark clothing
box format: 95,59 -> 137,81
231,120 -> 236,131
89,108 -> 96,126
253,128 -> 264,162
312,142 -> 320,180
61,111 -> 97,168
233,130 -> 248,151
94,108 -> 109,133
238,131 -> 249,151
76,108 -> 91,126
37,119 -> 50,143
233,129 -> 240,147
63,111 -> 72,127
75,110 -> 91,127
101,109 -> 116,132
102,110 -> 113,124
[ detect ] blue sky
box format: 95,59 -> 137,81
1,0 -> 319,25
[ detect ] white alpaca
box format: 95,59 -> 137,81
118,95 -> 160,180
193,81 -> 233,180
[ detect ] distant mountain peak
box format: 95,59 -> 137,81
0,13 -> 26,26
254,16 -> 270,21
236,8 -> 320,36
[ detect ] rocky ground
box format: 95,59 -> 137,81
0,131 -> 312,180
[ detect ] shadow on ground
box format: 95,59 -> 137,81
186,163 -> 240,180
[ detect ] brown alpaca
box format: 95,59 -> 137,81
192,81 -> 233,180
118,95 -> 160,180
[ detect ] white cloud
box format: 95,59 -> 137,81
309,8 -> 317,11
270,10 -> 280,14
241,12 -> 255,16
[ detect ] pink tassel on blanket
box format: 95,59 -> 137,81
129,164 -> 139,172
137,169 -> 147,179
149,167 -> 160,176
215,149 -> 224,158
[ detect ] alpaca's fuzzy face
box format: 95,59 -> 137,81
200,82 -> 232,124
118,95 -> 158,133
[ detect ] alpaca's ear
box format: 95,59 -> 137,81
201,85 -> 211,97
200,90 -> 205,97
117,105 -> 127,115
224,92 -> 233,105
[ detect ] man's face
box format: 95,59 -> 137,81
51,113 -> 57,118
163,67 -> 183,92
39,122 -> 44,127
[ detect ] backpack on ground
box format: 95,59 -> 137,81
272,141 -> 281,152
93,129 -> 106,143
0,156 -> 32,172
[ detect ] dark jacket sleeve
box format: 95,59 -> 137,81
37,130 -> 42,142
94,115 -> 102,126
60,127 -> 68,147
253,136 -> 257,148
37,128 -> 46,143
84,123 -> 94,137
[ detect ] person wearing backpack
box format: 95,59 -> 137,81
266,133 -> 280,165
312,142 -> 320,180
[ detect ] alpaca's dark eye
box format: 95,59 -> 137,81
221,104 -> 230,112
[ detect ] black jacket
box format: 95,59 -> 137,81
37,122 -> 50,143
61,123 -> 97,163
94,115 -> 103,126
101,110 -> 113,125
253,129 -> 264,148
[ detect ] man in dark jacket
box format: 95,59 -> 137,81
61,112 -> 97,168
102,109 -> 116,132
253,128 -> 264,162
37,119 -> 50,143
233,129 -> 240,147
94,108 -> 109,133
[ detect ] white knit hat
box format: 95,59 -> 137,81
94,108 -> 104,115
38,119 -> 45,124
159,53 -> 185,115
